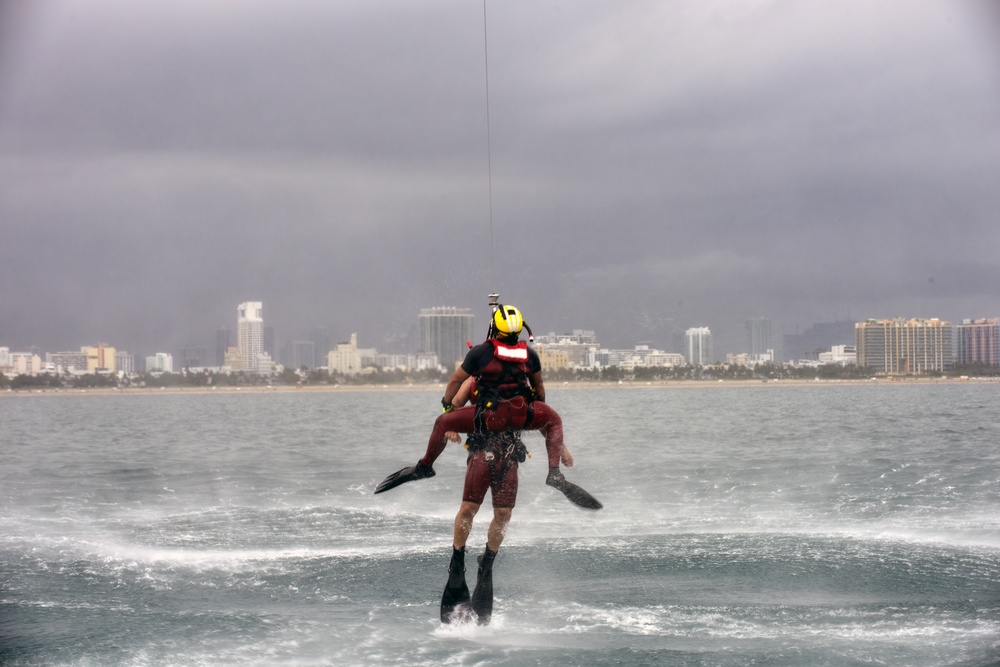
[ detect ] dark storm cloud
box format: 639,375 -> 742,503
2,0 -> 999,358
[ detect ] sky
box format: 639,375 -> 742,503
2,0 -> 1000,360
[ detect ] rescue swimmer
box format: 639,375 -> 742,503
375,304 -> 601,624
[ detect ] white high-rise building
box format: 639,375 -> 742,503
685,327 -> 713,366
238,301 -> 264,372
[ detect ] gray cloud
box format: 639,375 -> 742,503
2,0 -> 999,359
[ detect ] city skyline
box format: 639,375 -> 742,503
7,302 -> 1000,373
3,1 -> 1000,359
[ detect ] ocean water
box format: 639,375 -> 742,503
1,383 -> 998,667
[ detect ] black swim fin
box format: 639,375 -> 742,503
440,547 -> 471,624
470,546 -> 496,625
546,468 -> 603,510
374,460 -> 435,494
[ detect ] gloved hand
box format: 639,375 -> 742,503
441,397 -> 454,413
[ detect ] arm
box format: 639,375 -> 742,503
443,367 -> 471,407
530,370 -> 546,402
444,376 -> 476,443
451,376 -> 475,408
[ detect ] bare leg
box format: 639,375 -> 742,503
453,501 -> 480,548
486,507 -> 512,552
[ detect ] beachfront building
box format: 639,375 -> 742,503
533,330 -> 601,369
5,351 -> 45,375
956,318 -> 1000,366
47,350 -> 88,374
419,307 -> 475,371
82,344 -> 116,373
646,352 -> 686,367
237,302 -> 264,372
232,301 -> 275,374
726,349 -> 773,366
328,333 -> 376,376
116,351 -> 136,375
537,346 -> 570,372
685,327 -> 713,366
855,318 -> 954,374
145,352 -> 174,373
600,345 -> 683,371
818,345 -> 857,365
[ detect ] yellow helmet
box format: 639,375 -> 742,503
492,304 -> 524,339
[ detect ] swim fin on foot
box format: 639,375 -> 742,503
440,547 -> 471,624
374,460 -> 435,494
546,468 -> 603,510
470,546 -> 496,625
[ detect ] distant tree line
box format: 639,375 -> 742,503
3,362 -> 999,391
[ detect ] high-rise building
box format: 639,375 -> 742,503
746,317 -> 772,357
956,318 -> 1000,366
685,327 -> 713,366
855,318 -> 954,374
215,328 -> 231,366
419,307 -> 475,371
238,302 -> 264,372
310,327 -> 331,369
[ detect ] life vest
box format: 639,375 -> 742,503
476,340 -> 534,404
472,339 -> 536,433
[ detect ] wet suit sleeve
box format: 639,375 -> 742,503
460,343 -> 494,376
527,348 -> 542,374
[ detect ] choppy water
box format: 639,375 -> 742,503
1,384 -> 998,666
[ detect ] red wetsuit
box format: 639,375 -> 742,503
462,433 -> 523,508
420,340 -> 565,507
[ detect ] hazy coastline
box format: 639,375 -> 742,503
4,376 -> 998,398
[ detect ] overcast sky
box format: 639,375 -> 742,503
2,0 -> 999,358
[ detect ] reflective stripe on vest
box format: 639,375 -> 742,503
492,340 -> 528,362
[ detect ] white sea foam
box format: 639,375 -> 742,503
3,386 -> 999,666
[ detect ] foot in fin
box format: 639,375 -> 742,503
440,547 -> 471,624
470,546 -> 496,625
374,460 -> 435,494
546,468 -> 603,510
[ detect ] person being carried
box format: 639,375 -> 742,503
443,375 -> 573,470
374,304 -> 598,624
